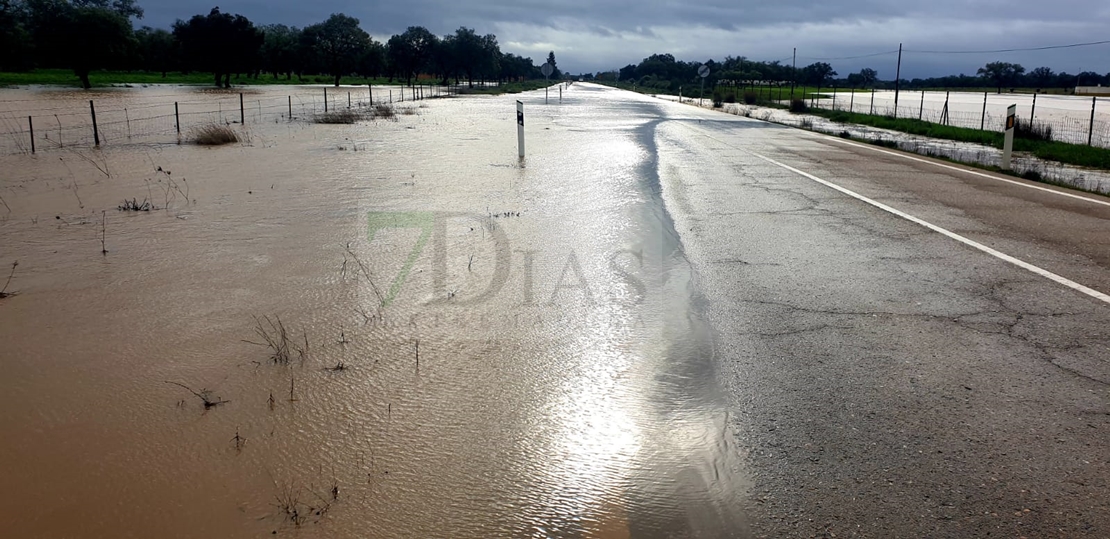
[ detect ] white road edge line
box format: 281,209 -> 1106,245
818,134 -> 1110,208
749,151 -> 1110,306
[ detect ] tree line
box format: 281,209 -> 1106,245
586,54 -> 1109,95
0,0 -> 558,88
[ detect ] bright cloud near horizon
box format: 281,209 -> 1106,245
138,0 -> 1110,79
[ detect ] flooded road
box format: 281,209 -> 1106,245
4,83 -> 1110,538
0,85 -> 748,537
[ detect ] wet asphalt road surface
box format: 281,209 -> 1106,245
561,84 -> 1110,537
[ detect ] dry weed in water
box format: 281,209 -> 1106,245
0,260 -> 17,299
314,110 -> 362,124
191,123 -> 239,145
244,315 -> 308,365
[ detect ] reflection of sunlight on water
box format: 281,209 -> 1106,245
531,330 -> 641,537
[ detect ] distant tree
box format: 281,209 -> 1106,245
1026,66 -> 1054,88
135,26 -> 176,77
174,8 -> 263,88
478,33 -> 500,83
0,0 -> 33,71
386,26 -> 436,86
977,61 -> 1025,93
1077,71 -> 1103,87
801,62 -> 837,86
449,27 -> 482,87
260,24 -> 299,80
546,50 -> 560,78
26,0 -> 136,88
300,14 -> 369,86
856,67 -> 878,87
356,39 -> 386,80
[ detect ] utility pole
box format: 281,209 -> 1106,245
791,47 -> 797,99
893,43 -> 903,118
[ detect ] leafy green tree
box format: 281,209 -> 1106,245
1027,66 -> 1054,88
0,0 -> 33,71
386,26 -> 437,86
135,26 -> 176,77
977,61 -> 1025,93
26,0 -> 137,88
260,24 -> 299,80
801,62 -> 837,86
173,7 -> 263,88
545,50 -> 560,78
300,14 -> 369,87
356,39 -> 386,80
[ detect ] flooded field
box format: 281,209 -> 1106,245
0,85 -> 749,537
824,90 -> 1109,147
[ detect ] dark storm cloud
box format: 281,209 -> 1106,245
138,0 -> 1110,77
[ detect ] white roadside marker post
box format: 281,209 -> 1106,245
517,100 -> 525,159
1002,104 -> 1016,170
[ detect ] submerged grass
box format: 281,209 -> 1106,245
191,123 -> 238,145
314,110 -> 362,124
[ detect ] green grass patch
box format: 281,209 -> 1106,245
806,108 -> 1110,170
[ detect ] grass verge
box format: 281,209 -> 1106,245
806,108 -> 1110,170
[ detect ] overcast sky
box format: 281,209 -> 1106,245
139,0 -> 1110,79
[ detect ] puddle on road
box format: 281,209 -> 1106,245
0,85 -> 748,537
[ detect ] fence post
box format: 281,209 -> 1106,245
980,92 -> 988,130
850,90 -> 855,113
870,88 -> 874,115
28,116 -> 34,154
390,90 -> 392,103
89,100 -> 99,146
1089,97 -> 1097,146
919,91 -> 925,121
941,92 -> 950,125
1030,93 -> 1037,123
369,84 -> 373,106
174,102 -> 180,133
324,87 -> 328,113
348,91 -> 351,109
288,95 -> 292,119
125,108 -> 131,138
815,84 -> 820,108
239,93 -> 244,125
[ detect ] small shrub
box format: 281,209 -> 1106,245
724,93 -> 736,104
315,110 -> 362,124
838,130 -> 852,139
191,123 -> 238,145
118,198 -> 153,211
799,118 -> 813,129
743,92 -> 758,105
870,138 -> 899,149
789,99 -> 808,113
1014,118 -> 1053,142
1020,169 -> 1043,181
372,103 -> 396,120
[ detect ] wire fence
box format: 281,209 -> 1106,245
0,84 -> 458,156
807,89 -> 1109,148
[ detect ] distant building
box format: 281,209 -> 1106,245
1075,86 -> 1110,96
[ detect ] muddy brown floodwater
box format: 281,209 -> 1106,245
0,85 -> 749,537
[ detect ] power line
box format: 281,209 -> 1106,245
801,50 -> 899,61
906,39 -> 1110,54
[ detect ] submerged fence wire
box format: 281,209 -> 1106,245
0,84 -> 457,156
